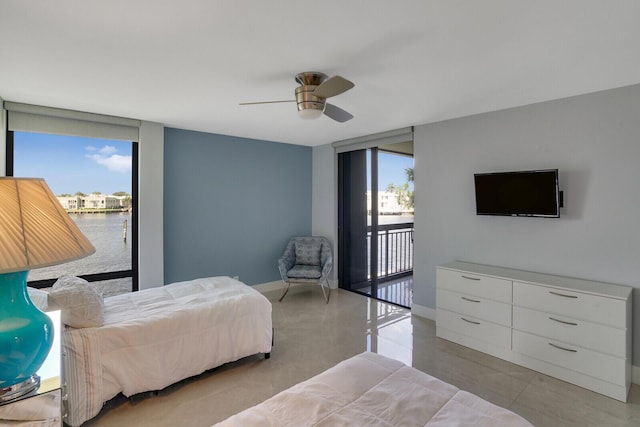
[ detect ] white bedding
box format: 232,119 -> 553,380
215,352 -> 533,427
62,276 -> 272,427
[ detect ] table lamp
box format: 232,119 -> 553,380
0,177 -> 95,403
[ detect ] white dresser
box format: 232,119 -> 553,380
436,261 -> 632,402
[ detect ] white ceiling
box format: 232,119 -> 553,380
1,1 -> 639,147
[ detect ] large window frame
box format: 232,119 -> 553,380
5,127 -> 139,291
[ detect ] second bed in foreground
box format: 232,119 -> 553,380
215,351 -> 533,426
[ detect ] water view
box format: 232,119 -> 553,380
376,214 -> 414,225
28,212 -> 133,281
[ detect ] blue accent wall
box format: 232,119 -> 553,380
163,128 -> 312,285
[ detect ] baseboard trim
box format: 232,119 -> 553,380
411,303 -> 436,321
252,281 -> 283,293
253,279 -> 339,293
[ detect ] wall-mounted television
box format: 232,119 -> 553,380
474,169 -> 561,218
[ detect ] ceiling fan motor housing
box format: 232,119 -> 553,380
295,72 -> 327,118
295,85 -> 326,114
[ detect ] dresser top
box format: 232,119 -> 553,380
439,261 -> 632,300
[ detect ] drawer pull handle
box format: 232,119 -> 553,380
548,342 -> 577,353
461,296 -> 481,303
461,317 -> 481,325
461,275 -> 481,281
549,316 -> 578,326
549,291 -> 578,299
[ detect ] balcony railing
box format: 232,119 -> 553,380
367,222 -> 414,281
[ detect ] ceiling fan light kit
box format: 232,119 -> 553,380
298,107 -> 324,119
241,71 -> 355,122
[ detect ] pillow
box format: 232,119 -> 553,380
48,275 -> 104,328
27,287 -> 50,312
295,242 -> 322,266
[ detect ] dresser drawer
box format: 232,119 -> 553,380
512,330 -> 626,385
513,306 -> 626,357
513,282 -> 626,327
437,308 -> 511,349
437,268 -> 512,303
437,288 -> 511,326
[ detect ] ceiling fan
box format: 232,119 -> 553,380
240,72 -> 355,122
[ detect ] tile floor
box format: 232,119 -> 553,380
359,275 -> 414,308
84,286 -> 640,427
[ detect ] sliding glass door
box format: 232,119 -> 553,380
338,146 -> 414,307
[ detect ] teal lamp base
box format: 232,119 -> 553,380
0,270 -> 54,402
0,374 -> 40,403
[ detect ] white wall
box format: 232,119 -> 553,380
312,143 -> 338,283
412,84 -> 640,364
137,121 -> 164,289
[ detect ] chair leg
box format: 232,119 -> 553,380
278,280 -> 291,302
320,279 -> 330,304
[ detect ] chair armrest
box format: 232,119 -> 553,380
278,244 -> 296,280
321,257 -> 333,280
278,257 -> 293,279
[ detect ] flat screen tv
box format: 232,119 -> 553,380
474,169 -> 560,218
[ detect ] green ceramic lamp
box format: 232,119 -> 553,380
0,177 -> 95,402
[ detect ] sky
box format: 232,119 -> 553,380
13,132 -> 132,195
369,150 -> 414,191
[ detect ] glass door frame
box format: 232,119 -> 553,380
338,147 -> 381,299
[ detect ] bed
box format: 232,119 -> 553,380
214,352 -> 532,427
59,276 -> 272,427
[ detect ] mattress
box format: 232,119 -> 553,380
62,276 -> 272,427
215,352 -> 533,427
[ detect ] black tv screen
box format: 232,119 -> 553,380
474,169 -> 560,217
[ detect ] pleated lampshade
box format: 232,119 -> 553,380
0,177 -> 96,273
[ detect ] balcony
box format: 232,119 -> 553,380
364,221 -> 414,307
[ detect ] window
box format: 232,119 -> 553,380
4,102 -> 140,293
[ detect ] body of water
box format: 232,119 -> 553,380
373,214 -> 414,225
28,212 -> 133,281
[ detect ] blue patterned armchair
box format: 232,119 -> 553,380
278,236 -> 333,303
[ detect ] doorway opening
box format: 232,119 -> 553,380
338,141 -> 414,308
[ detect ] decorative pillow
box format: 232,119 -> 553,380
295,242 -> 322,266
48,275 -> 104,328
27,287 -> 50,312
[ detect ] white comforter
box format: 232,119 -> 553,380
62,276 -> 272,427
215,352 -> 533,427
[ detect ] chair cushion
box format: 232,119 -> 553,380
295,241 -> 322,266
287,264 -> 322,279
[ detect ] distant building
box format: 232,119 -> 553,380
367,191 -> 414,215
57,196 -> 82,210
57,194 -> 124,210
114,195 -> 132,209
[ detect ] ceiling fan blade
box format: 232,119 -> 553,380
239,100 -> 295,105
324,103 -> 353,122
313,75 -> 354,99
